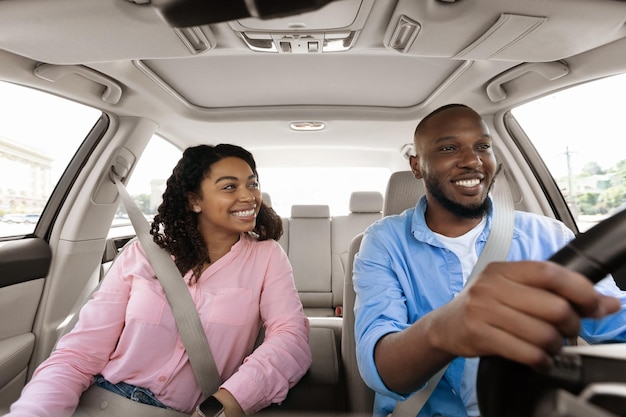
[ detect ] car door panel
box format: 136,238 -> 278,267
0,238 -> 51,288
0,237 -> 51,412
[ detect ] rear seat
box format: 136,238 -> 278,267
271,203 -> 342,411
285,192 -> 383,319
288,204 -> 333,317
277,193 -> 383,413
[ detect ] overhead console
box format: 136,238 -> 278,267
227,0 -> 375,53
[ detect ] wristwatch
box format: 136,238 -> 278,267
196,395 -> 225,417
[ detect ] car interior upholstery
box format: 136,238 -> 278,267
2,0 -> 626,416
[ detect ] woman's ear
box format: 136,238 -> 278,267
187,192 -> 201,213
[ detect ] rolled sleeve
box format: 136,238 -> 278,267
223,245 -> 312,413
353,226 -> 412,400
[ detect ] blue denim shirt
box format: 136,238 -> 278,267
353,196 -> 626,417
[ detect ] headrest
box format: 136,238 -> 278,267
291,204 -> 331,218
383,171 -> 426,216
349,191 -> 383,213
261,192 -> 272,208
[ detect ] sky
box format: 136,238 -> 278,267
0,82 -> 101,180
512,73 -> 626,179
0,81 -> 179,197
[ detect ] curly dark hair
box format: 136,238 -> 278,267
150,144 -> 283,282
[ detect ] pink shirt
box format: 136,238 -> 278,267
8,234 -> 312,417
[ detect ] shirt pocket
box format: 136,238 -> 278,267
204,287 -> 253,327
126,278 -> 167,325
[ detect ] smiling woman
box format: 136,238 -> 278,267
6,143 -> 312,417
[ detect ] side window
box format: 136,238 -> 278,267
0,81 -> 101,238
108,136 -> 182,239
512,73 -> 626,232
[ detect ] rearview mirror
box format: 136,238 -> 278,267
151,0 -> 339,27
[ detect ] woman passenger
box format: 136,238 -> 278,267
7,144 -> 312,417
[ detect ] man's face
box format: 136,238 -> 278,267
410,107 -> 497,219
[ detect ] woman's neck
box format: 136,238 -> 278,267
206,234 -> 241,263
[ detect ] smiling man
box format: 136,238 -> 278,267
413,104 -> 496,235
352,104 -> 626,417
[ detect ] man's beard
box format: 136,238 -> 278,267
425,175 -> 494,219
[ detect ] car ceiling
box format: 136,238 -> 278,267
1,0 -> 626,169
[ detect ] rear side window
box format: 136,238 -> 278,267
512,73 -> 626,232
108,136 -> 182,239
0,81 -> 100,238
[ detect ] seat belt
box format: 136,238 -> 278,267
391,165 -> 515,417
111,167 -> 222,398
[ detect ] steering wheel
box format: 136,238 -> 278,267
476,207 -> 626,417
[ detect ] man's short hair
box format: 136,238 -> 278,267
414,103 -> 471,138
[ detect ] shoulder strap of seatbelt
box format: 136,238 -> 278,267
391,165 -> 515,417
112,168 -> 221,398
467,165 -> 515,282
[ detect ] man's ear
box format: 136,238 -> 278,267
409,155 -> 423,179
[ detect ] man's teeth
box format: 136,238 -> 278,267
232,209 -> 255,217
455,179 -> 480,187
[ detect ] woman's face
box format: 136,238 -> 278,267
189,156 -> 262,238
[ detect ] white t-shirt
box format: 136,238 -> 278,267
432,216 -> 487,416
433,216 -> 486,285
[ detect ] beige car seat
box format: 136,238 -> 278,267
342,171 -> 425,413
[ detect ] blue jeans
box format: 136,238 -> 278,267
93,375 -> 170,409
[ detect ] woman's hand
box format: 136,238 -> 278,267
191,389 -> 244,417
213,388 -> 245,417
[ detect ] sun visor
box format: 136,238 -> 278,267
0,0 -> 216,64
383,0 -> 626,62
